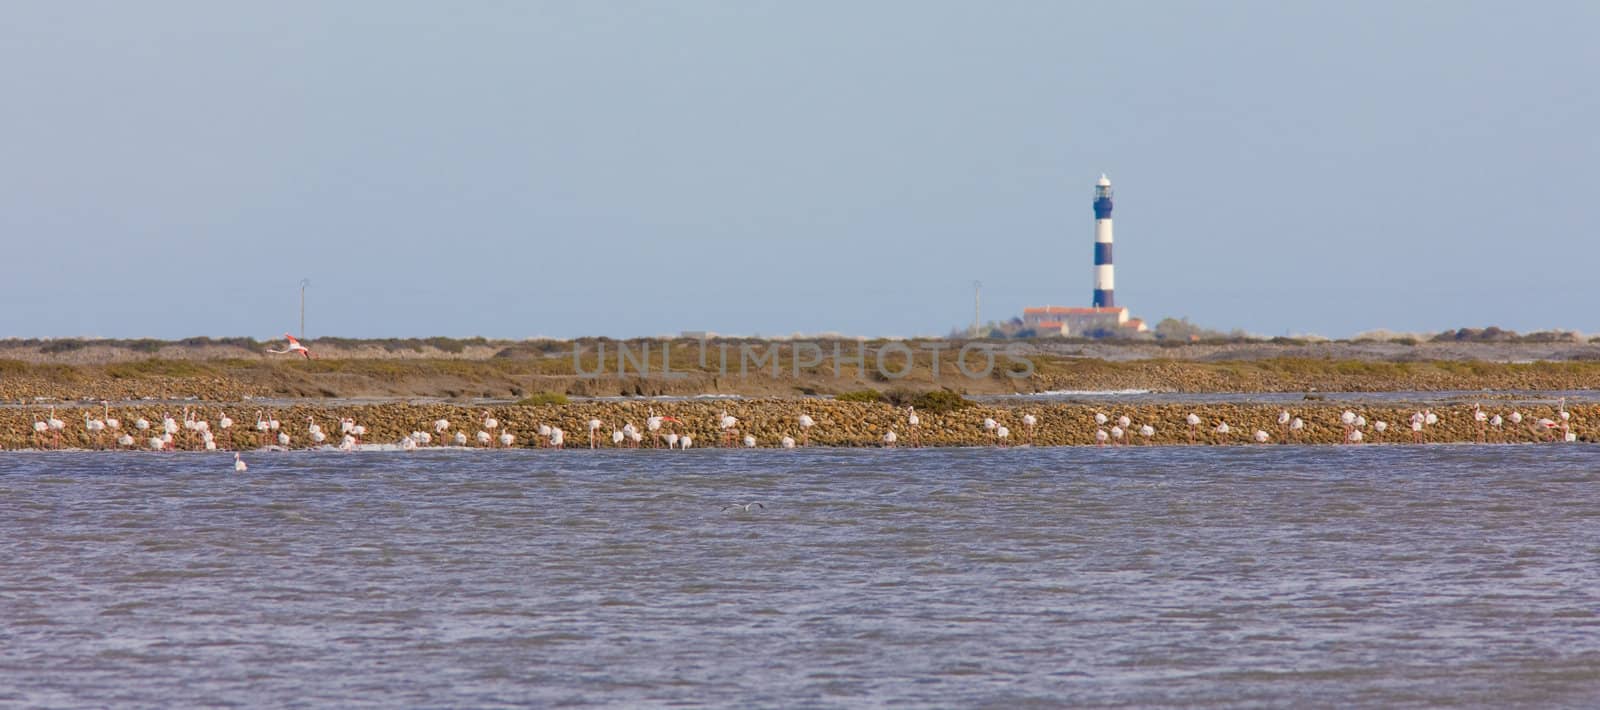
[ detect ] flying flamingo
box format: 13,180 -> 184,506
266,333 -> 313,359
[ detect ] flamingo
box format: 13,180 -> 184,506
1094,428 -> 1109,446
1489,413 -> 1504,443
116,433 -> 134,448
254,411 -> 269,447
234,453 -> 248,472
1348,429 -> 1364,444
1214,421 -> 1230,441
1116,415 -> 1131,430
1340,410 -> 1357,440
742,434 -> 756,448
1277,410 -> 1291,441
1185,413 -> 1201,444
799,413 -> 815,446
453,431 -> 468,446
588,419 -> 603,449
1473,404 -> 1488,443
1290,417 -> 1304,442
995,426 -> 1010,447
620,422 -> 638,449
435,418 -> 450,439
680,434 -> 693,450
400,435 -> 418,451
1021,414 -> 1036,445
982,417 -> 997,445
883,430 -> 898,447
339,434 -> 356,451
1410,412 -> 1425,444
904,408 -> 918,447
1094,412 -> 1108,427
414,431 -> 431,446
666,432 -> 681,449
781,436 -> 796,449
85,414 -> 106,449
47,408 -> 65,449
266,333 -> 313,359
537,423 -> 553,448
1109,425 -> 1123,446
147,436 -> 164,451
352,424 -> 365,444
499,432 -> 515,448
103,401 -> 120,437
277,432 -> 290,448
31,417 -> 48,449
476,430 -> 491,446
1138,424 -> 1155,442
646,413 -> 663,447
1374,420 -> 1388,441
1254,429 -> 1269,444
718,411 -> 738,447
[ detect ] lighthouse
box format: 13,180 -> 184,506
1092,173 -> 1114,308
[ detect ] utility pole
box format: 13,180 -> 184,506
299,278 -> 310,340
971,280 -> 982,338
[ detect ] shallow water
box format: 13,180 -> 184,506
3,446 -> 1599,707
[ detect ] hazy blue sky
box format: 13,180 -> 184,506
3,1 -> 1596,340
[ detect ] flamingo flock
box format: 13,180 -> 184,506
5,401 -> 1588,454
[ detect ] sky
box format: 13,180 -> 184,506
2,1 -> 1597,340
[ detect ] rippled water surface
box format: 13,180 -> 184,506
4,446 -> 1600,707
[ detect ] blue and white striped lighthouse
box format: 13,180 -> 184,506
1092,174 -> 1115,308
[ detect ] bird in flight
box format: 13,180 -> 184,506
720,502 -> 765,512
266,333 -> 313,359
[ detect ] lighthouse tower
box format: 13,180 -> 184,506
1092,174 -> 1114,308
